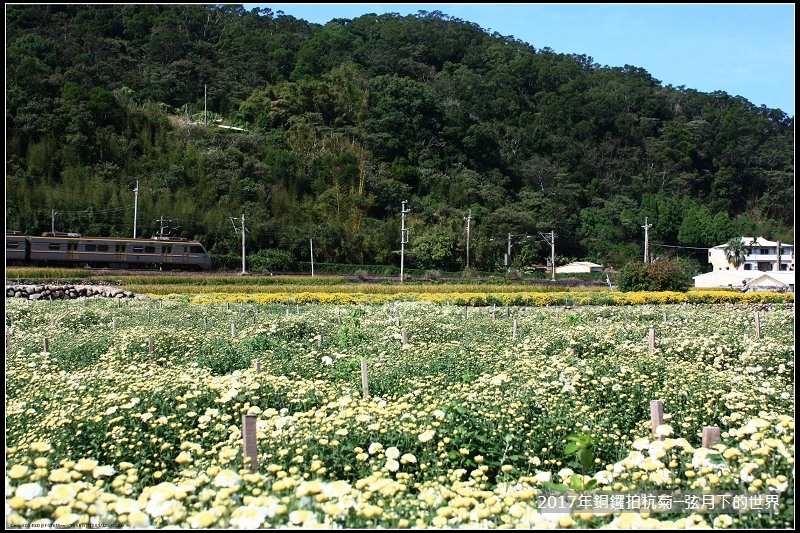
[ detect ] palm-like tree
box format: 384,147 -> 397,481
725,237 -> 748,269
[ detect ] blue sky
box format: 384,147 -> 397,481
248,3 -> 795,117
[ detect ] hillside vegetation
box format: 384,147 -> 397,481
5,5 -> 794,273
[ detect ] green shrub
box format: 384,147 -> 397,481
616,259 -> 692,292
248,249 -> 298,273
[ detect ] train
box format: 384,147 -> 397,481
5,231 -> 213,270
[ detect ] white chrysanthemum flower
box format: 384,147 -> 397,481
385,447 -> 400,460
368,442 -> 383,455
713,515 -> 734,528
385,459 -> 400,472
418,429 -> 436,443
230,506 -> 269,529
400,453 -> 417,464
558,468 -> 574,480
593,470 -> 614,485
322,480 -> 352,499
321,356 -> 333,366
655,424 -> 674,437
632,437 -> 651,450
92,465 -> 116,478
739,463 -> 759,483
15,483 -> 44,501
213,469 -> 240,488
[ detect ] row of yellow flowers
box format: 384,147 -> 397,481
182,290 -> 794,307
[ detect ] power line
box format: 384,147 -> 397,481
660,244 -> 711,250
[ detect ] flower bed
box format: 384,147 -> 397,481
5,298 -> 794,528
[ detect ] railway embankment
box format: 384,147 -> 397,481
5,283 -> 146,300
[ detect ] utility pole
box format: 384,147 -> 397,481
310,238 -> 315,277
507,233 -> 512,272
540,231 -> 556,281
204,84 -> 208,127
642,217 -> 652,263
133,180 -> 139,238
156,215 -> 166,238
231,214 -> 248,275
464,209 -> 473,269
51,209 -> 57,234
400,200 -> 410,283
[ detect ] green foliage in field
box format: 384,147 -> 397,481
4,298 -> 795,529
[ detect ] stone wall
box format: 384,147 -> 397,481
5,283 -> 145,300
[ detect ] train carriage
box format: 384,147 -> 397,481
7,232 -> 212,270
5,231 -> 28,264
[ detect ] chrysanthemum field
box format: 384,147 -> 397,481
5,297 -> 794,529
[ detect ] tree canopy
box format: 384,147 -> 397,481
5,4 -> 794,272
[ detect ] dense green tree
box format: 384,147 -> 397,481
4,4 -> 793,273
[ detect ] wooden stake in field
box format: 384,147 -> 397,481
337,308 -> 342,325
512,319 -> 518,339
231,323 -> 236,338
754,311 -> 761,339
112,318 -> 116,331
492,304 -> 496,320
148,337 -> 154,354
43,338 -> 50,353
241,414 -> 259,473
254,361 -> 261,374
203,317 -> 208,329
702,426 -> 721,448
648,326 -> 655,355
401,330 -> 408,346
650,399 -> 664,440
464,305 -> 468,320
360,358 -> 369,399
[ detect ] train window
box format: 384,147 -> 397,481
164,246 -> 172,254
116,244 -> 126,253
85,244 -> 97,251
144,246 -> 155,254
7,242 -> 19,248
132,246 -> 144,253
98,245 -> 109,252
68,243 -> 78,251
49,243 -> 61,250
190,246 -> 204,254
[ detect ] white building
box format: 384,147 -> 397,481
694,236 -> 794,291
707,236 -> 793,272
555,261 -> 604,274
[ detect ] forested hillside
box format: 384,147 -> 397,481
5,4 -> 794,272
